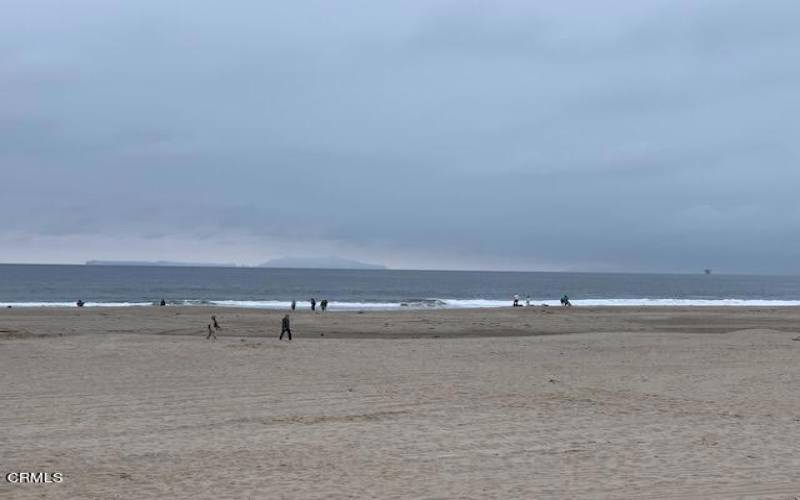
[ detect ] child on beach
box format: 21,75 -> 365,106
206,324 -> 217,341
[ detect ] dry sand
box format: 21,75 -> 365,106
2,306 -> 800,499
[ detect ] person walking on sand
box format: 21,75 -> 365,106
513,294 -> 520,307
291,300 -> 296,311
310,298 -> 316,311
321,299 -> 328,312
212,315 -> 221,331
280,314 -> 292,340
206,324 -> 217,342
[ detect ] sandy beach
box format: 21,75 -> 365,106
2,306 -> 800,499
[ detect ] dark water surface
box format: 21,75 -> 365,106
1,264 -> 799,308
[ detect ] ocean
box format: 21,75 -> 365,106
1,264 -> 799,309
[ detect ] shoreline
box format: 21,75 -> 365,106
4,300 -> 800,309
3,305 -> 800,339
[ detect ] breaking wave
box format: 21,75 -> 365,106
3,298 -> 800,309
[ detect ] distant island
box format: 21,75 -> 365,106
85,260 -> 237,267
85,257 -> 387,270
259,256 -> 386,270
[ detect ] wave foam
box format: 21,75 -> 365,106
3,298 -> 800,309
441,298 -> 800,307
0,301 -> 154,308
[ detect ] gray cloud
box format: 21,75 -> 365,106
2,0 -> 799,272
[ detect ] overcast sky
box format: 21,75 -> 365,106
2,0 -> 799,272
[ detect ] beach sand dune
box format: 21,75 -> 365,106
1,307 -> 800,499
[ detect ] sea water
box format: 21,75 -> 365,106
1,264 -> 799,309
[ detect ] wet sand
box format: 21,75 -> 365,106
2,306 -> 800,499
4,305 -> 800,339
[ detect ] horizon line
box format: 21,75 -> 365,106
0,261 -> 795,277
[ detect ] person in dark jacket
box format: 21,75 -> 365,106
310,298 -> 316,311
206,324 -> 216,341
291,300 -> 296,311
280,314 -> 292,340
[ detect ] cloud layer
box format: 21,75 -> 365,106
2,0 -> 799,272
